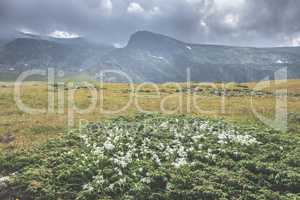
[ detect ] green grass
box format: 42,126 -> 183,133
1,114 -> 300,199
30,126 -> 65,135
0,80 -> 300,151
0,80 -> 300,199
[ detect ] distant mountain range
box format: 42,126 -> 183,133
0,32 -> 114,74
1,30 -> 300,82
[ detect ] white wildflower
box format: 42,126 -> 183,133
108,183 -> 114,190
160,122 -> 169,129
83,184 -> 94,192
152,154 -> 161,166
141,177 -> 151,184
173,157 -> 187,168
104,140 -> 115,151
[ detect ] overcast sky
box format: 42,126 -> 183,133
0,0 -> 300,47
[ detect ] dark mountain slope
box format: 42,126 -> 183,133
91,31 -> 300,82
1,30 -> 300,82
0,37 -> 114,72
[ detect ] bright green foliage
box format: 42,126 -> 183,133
1,114 -> 300,199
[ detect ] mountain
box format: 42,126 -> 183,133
0,35 -> 114,73
91,31 -> 300,82
1,30 -> 300,82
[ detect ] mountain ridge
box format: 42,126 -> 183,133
1,30 -> 300,82
92,31 -> 300,82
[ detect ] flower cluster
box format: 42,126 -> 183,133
3,115 -> 300,200
74,116 -> 262,198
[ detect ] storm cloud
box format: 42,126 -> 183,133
0,0 -> 299,47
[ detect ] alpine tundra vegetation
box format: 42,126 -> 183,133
1,0 -> 300,199
1,115 -> 300,199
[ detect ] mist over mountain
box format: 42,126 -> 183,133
1,30 -> 300,82
92,31 -> 300,82
0,32 -> 114,73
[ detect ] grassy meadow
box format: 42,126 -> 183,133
1,80 -> 300,199
0,80 -> 299,151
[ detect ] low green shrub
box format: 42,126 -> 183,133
1,115 -> 300,199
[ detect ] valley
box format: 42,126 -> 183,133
0,80 -> 299,151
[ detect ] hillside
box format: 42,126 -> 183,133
0,36 -> 114,73
1,31 -> 300,82
92,31 -> 300,82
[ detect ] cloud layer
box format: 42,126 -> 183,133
0,0 -> 299,46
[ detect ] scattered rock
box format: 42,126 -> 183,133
0,133 -> 16,144
0,176 -> 10,198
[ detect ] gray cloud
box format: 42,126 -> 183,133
0,0 -> 299,46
